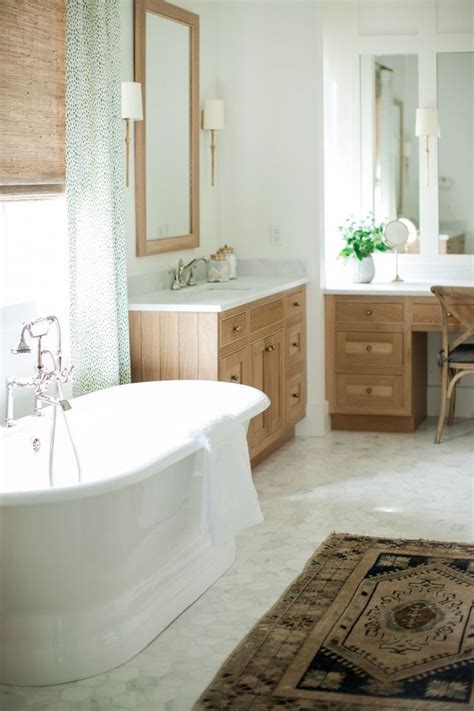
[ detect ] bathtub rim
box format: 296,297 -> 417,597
0,380 -> 270,507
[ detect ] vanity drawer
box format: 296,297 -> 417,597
285,289 -> 305,320
336,373 -> 403,411
335,301 -> 403,324
286,370 -> 306,425
286,321 -> 306,370
336,331 -> 403,367
220,311 -> 248,347
219,347 -> 248,385
250,298 -> 284,333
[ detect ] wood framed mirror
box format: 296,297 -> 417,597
135,0 -> 199,256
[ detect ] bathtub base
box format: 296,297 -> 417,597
2,538 -> 236,686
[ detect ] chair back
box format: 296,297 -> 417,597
430,286 -> 474,358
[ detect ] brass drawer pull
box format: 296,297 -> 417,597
292,341 -> 299,348
293,301 -> 301,307
366,387 -> 372,394
366,309 -> 373,316
366,345 -> 372,352
265,345 -> 275,352
447,311 -> 452,318
291,392 -> 300,399
233,325 -> 242,332
230,374 -> 239,382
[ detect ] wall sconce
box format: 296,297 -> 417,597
415,108 -> 440,187
202,99 -> 225,187
121,82 -> 143,187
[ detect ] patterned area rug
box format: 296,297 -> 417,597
194,533 -> 474,710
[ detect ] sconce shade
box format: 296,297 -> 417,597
121,82 -> 143,121
203,99 -> 225,130
415,108 -> 440,137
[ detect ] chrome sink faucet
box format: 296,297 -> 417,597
169,257 -> 208,290
5,316 -> 73,427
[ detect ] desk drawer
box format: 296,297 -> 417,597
412,303 -> 474,327
220,311 -> 248,347
336,301 -> 403,324
336,331 -> 403,367
336,373 -> 403,411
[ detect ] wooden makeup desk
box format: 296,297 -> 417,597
324,283 -> 474,432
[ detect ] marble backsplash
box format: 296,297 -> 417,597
127,259 -> 308,299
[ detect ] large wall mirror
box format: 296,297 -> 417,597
135,0 -> 199,256
438,51 -> 474,255
361,54 -> 420,253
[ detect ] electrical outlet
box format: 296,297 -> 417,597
270,225 -> 282,246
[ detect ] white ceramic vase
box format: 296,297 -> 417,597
352,255 -> 375,284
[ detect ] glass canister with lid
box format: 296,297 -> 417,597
207,253 -> 230,283
219,244 -> 237,279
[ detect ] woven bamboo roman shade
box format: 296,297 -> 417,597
0,0 -> 65,198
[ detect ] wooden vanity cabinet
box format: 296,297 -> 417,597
129,285 -> 307,464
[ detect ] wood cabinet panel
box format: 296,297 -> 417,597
286,370 -> 306,425
285,289 -> 305,320
250,298 -> 284,333
220,311 -> 247,348
336,373 -> 404,412
249,330 -> 285,447
286,321 -> 305,371
219,347 -> 248,385
336,331 -> 403,368
142,312 -> 161,381
335,301 -> 403,324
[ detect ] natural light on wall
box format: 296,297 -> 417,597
0,198 -> 68,308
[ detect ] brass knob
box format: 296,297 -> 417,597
366,387 -> 372,394
230,374 -> 239,382
292,341 -> 299,348
447,312 -> 452,318
265,345 -> 275,352
293,301 -> 301,307
366,309 -> 372,316
292,392 -> 300,399
366,345 -> 372,352
233,325 -> 242,332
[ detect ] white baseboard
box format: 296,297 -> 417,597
427,384 -> 474,419
296,400 -> 330,437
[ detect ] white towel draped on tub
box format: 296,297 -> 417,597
191,415 -> 264,546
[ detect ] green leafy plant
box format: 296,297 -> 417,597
338,214 -> 387,261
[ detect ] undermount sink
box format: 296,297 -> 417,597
203,286 -> 255,292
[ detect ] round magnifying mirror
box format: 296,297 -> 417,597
384,220 -> 409,283
384,220 -> 409,248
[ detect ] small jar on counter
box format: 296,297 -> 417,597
219,244 -> 238,279
207,253 -> 230,283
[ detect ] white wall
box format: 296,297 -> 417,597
216,1 -> 328,435
120,0 -> 220,277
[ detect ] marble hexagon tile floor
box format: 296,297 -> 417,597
2,418 -> 473,711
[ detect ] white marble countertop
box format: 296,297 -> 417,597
128,275 -> 310,313
323,279 -> 474,297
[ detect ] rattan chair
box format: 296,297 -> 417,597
431,286 -> 474,444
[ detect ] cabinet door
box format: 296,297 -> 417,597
219,347 -> 249,385
249,330 -> 285,447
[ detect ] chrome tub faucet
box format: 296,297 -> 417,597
5,316 -> 73,427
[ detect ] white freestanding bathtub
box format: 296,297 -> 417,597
0,380 -> 269,686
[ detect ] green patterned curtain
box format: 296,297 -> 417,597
66,0 -> 131,396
